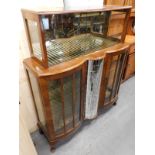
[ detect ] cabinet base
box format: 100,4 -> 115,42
39,128 -> 44,135
50,142 -> 56,152
37,122 -> 82,151
113,102 -> 117,106
103,96 -> 118,108
122,73 -> 135,83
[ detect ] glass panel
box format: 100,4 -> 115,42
105,55 -> 119,103
48,79 -> 64,134
74,71 -> 81,124
107,11 -> 126,39
27,20 -> 42,60
41,12 -> 120,66
63,75 -> 74,130
48,71 -> 82,133
85,59 -> 104,119
28,71 -> 46,131
111,53 -> 126,98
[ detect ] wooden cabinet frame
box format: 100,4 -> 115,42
21,6 -> 132,150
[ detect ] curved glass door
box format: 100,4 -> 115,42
47,70 -> 83,135
104,51 -> 127,105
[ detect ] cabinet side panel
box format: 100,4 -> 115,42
27,20 -> 42,61
28,71 -> 46,129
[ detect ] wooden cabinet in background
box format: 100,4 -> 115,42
104,0 -> 135,7
104,0 -> 126,5
127,9 -> 135,35
107,12 -> 126,38
124,53 -> 135,79
123,35 -> 135,81
104,0 -> 135,36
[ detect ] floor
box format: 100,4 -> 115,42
31,77 -> 135,155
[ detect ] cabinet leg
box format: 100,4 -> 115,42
39,128 -> 44,135
113,102 -> 117,106
50,142 -> 56,152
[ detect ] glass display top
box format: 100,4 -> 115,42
33,34 -> 119,66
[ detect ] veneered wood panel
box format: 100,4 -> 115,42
104,0 -> 126,5
128,44 -> 135,54
104,0 -> 135,7
124,53 -> 135,80
99,48 -> 128,107
107,12 -> 126,37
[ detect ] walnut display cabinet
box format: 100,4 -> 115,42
22,5 -> 131,150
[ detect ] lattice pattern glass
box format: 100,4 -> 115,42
33,33 -> 119,66
37,12 -> 120,66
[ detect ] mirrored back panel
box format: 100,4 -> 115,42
40,12 -> 121,66
41,12 -> 109,40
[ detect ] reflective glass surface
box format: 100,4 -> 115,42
27,20 -> 42,60
39,12 -> 120,66
48,71 -> 81,134
105,53 -> 126,104
28,71 -> 47,131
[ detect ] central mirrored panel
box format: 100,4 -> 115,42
85,59 -> 104,119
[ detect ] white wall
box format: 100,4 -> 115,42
64,0 -> 103,9
19,106 -> 38,155
19,0 -> 63,132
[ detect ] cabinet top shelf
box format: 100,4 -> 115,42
21,5 -> 131,15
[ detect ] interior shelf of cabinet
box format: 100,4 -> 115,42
33,34 -> 120,66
